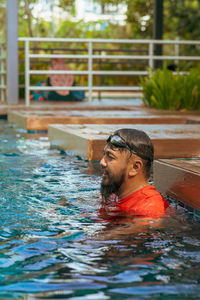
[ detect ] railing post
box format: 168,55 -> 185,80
0,46 -> 5,103
175,37 -> 179,66
25,40 -> 30,107
149,41 -> 154,70
88,40 -> 93,105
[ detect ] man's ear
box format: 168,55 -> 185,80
128,158 -> 143,177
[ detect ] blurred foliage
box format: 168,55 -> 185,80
140,67 -> 200,110
16,0 -> 200,40
0,0 -> 198,41
0,1 -> 6,41
18,0 -> 75,37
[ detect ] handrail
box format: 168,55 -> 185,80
18,37 -> 200,106
18,37 -> 200,44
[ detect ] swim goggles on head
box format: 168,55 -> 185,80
106,134 -> 152,161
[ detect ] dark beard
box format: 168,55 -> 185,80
100,171 -> 126,203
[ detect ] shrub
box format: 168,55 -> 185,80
140,67 -> 200,110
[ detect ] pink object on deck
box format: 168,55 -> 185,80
49,58 -> 74,96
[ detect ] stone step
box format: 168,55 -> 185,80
1,101 -> 141,115
48,124 -> 200,160
154,159 -> 200,211
8,110 -> 188,131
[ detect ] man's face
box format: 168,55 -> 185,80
100,145 -> 129,200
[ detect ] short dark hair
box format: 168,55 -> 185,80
109,128 -> 154,179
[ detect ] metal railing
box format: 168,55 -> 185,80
18,37 -> 200,106
0,44 -> 6,103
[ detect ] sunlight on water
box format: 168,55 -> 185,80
0,121 -> 200,299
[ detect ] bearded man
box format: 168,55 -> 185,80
99,128 -> 169,219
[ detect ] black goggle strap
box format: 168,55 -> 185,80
107,134 -> 152,161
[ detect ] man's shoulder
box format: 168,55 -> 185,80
140,185 -> 169,207
120,185 -> 169,217
140,184 -> 160,197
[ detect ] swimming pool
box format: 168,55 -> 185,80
0,120 -> 200,299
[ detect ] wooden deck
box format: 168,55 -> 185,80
48,124 -> 200,160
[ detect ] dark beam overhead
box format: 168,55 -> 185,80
153,0 -> 163,69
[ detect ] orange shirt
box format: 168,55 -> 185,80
100,185 -> 169,219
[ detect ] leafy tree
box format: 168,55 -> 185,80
0,1 -> 6,41
93,0 -> 200,40
19,0 -> 39,37
16,0 -> 200,41
92,0 -> 153,38
125,0 -> 153,38
165,0 -> 200,40
18,0 -> 76,37
58,0 -> 75,9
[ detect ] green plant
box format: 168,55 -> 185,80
140,67 -> 200,110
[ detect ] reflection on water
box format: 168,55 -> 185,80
0,121 -> 200,299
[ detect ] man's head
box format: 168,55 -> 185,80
100,128 -> 154,200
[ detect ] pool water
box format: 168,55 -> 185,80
0,121 -> 200,299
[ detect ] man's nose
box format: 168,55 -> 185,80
100,156 -> 107,168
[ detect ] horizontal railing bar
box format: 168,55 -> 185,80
29,54 -> 200,61
30,54 -> 89,59
21,61 -> 148,66
19,68 -> 147,76
29,70 -> 89,75
92,86 -> 143,91
153,55 -> 200,61
18,37 -> 200,45
20,70 -> 187,81
29,86 -> 89,91
29,85 -> 142,91
94,55 -> 200,61
153,40 -> 200,45
30,54 -> 151,60
18,37 -> 152,43
96,55 -> 200,60
29,70 -> 148,75
20,46 -> 148,53
93,71 -> 148,75
19,37 -> 151,43
93,55 -> 150,59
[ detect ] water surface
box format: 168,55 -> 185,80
0,121 -> 200,299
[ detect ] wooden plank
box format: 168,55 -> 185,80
0,102 -> 141,116
154,159 -> 200,211
186,116 -> 200,124
3,102 -> 143,115
8,110 -> 187,131
48,124 -> 200,160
